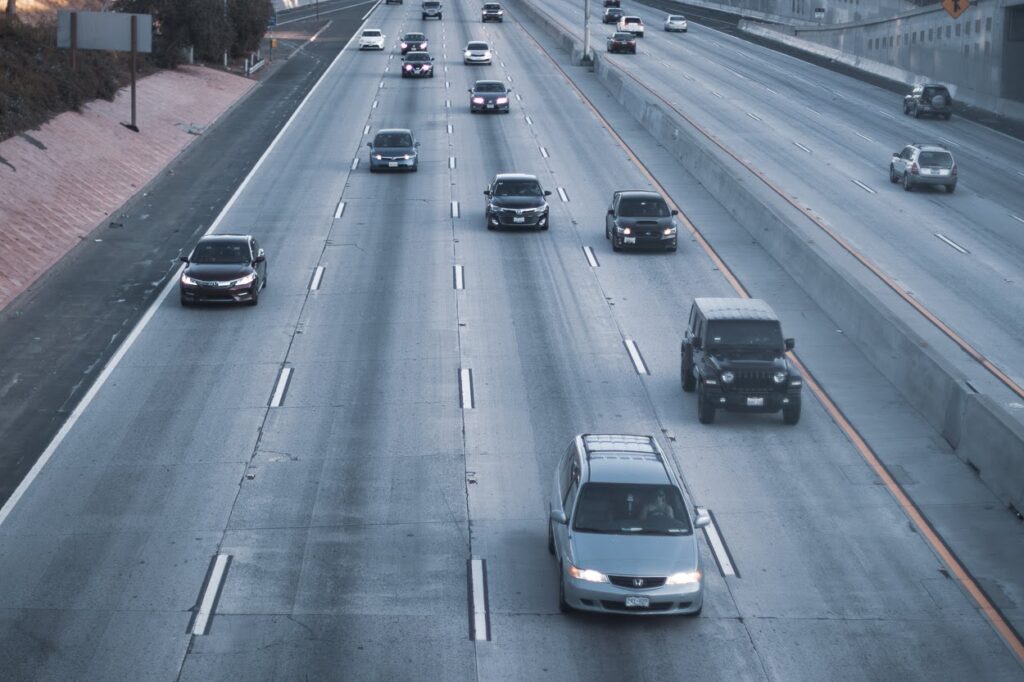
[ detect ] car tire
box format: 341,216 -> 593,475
486,217 -> 495,231
612,235 -> 622,252
902,102 -> 909,115
682,354 -> 696,392
913,105 -> 921,119
558,564 -> 571,613
547,522 -> 555,555
248,285 -> 259,307
697,384 -> 715,424
889,165 -> 897,183
946,183 -> 956,194
180,294 -> 191,307
903,173 -> 913,192
422,13 -> 427,18
411,163 -> 418,172
783,402 -> 801,425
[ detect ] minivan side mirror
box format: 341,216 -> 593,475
671,209 -> 679,216
544,190 -> 552,196
785,338 -> 795,351
550,508 -> 568,525
691,336 -> 702,350
694,511 -> 711,529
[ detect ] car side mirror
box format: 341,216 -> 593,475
671,209 -> 679,215
254,254 -> 265,263
893,151 -> 900,157
544,190 -> 552,196
415,141 -> 421,147
468,88 -> 473,93
483,189 -> 491,196
431,57 -> 435,61
366,142 -> 372,147
785,338 -> 795,351
692,336 -> 702,350
550,508 -> 568,525
179,255 -> 189,263
694,512 -> 711,529
607,208 -> 614,216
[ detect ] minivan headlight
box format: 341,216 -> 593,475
568,565 -> 609,583
666,570 -> 701,585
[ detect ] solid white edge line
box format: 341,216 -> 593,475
696,507 -> 736,576
310,265 -> 325,290
935,233 -> 968,254
451,201 -> 460,218
471,557 -> 489,641
852,179 -> 876,194
583,246 -> 598,267
540,146 -> 548,158
192,554 -> 230,636
0,9 -> 374,529
624,339 -> 649,375
360,0 -> 381,20
334,200 -> 345,219
454,264 -> 464,290
460,368 -> 474,409
270,367 -> 292,407
557,187 -> 568,202
855,132 -> 873,142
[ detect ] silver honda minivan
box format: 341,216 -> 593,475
549,434 -> 710,615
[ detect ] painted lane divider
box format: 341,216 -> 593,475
623,339 -> 649,375
310,266 -> 325,291
938,136 -> 954,146
468,557 -> 490,641
445,81 -> 450,88
711,91 -> 723,99
583,246 -> 599,268
447,123 -> 453,135
1012,214 -> 1024,225
446,99 -> 451,109
270,367 -> 292,407
451,201 -> 460,218
363,125 -> 370,135
854,131 -> 873,142
852,179 -> 876,194
372,99 -> 378,109
459,368 -> 474,409
190,554 -> 232,636
514,93 -> 522,101
525,115 -> 533,126
745,112 -> 761,122
793,141 -> 812,154
351,158 -> 360,171
379,80 -> 385,89
556,187 -> 568,202
935,233 -> 969,254
453,264 -> 464,290
384,66 -> 389,73
540,146 -> 549,158
696,507 -> 737,577
334,200 -> 345,219
450,157 -> 456,169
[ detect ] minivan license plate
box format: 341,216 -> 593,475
625,596 -> 649,608
746,396 -> 765,407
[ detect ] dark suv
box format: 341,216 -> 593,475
681,298 -> 802,425
606,190 -> 678,252
484,173 -> 551,230
903,83 -> 952,120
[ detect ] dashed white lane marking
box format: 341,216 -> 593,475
372,99 -> 378,108
793,141 -> 812,153
583,246 -> 599,267
1017,171 -> 1024,178
557,187 -> 568,202
854,131 -> 873,142
879,112 -> 895,121
446,99 -> 451,108
765,86 -> 778,94
515,93 -> 522,101
1012,214 -> 1024,225
379,80 -> 385,88
444,65 -> 448,73
446,81 -> 450,88
696,507 -> 737,577
351,158 -> 360,171
469,557 -> 490,641
450,156 -> 456,169
334,200 -> 345,219
270,367 -> 293,407
852,179 -> 876,194
623,339 -> 649,375
525,115 -> 533,126
363,124 -> 370,135
447,123 -> 453,134
935,233 -> 969,254
451,201 -> 460,218
310,266 -> 325,290
500,60 -> 506,67
711,91 -> 723,99
746,112 -> 761,122
540,146 -> 549,158
191,554 -> 231,636
453,264 -> 464,290
507,74 -> 513,82
384,66 -> 389,72
460,368 -> 474,409
938,136 -> 954,146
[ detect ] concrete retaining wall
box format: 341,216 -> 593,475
510,0 -> 1024,512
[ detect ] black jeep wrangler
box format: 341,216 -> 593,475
681,298 -> 802,425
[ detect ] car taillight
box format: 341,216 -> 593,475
951,164 -> 957,176
910,162 -> 920,175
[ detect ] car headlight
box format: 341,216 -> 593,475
663,227 -> 675,235
465,51 -> 472,58
666,570 -> 701,585
422,64 -> 432,70
568,565 -> 609,583
721,371 -> 735,384
374,154 -> 382,160
472,96 -> 485,104
496,96 -> 508,104
405,64 -> 413,71
420,43 -> 427,49
180,273 -> 198,286
773,371 -> 787,384
401,42 -> 408,48
403,154 -> 410,160
622,227 -> 632,235
233,273 -> 256,286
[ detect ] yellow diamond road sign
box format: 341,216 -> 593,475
943,0 -> 969,19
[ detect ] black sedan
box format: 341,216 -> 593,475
484,173 -> 551,230
607,31 -> 636,53
602,8 -> 623,23
469,80 -> 511,113
400,32 -> 428,54
402,51 -> 435,78
179,234 -> 267,306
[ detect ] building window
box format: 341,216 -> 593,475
956,24 -> 960,36
965,21 -> 970,34
986,17 -> 992,32
928,28 -> 933,40
946,26 -> 951,38
975,20 -> 980,33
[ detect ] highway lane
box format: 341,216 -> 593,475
539,0 -> 1024,399
0,0 -> 1022,678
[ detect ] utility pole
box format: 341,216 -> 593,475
223,0 -> 229,67
582,0 -> 591,63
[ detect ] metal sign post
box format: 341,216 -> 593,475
583,0 -> 591,63
127,15 -> 138,132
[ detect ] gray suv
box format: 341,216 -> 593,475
889,143 -> 957,193
605,190 -> 678,252
422,0 -> 442,19
682,298 -> 802,424
549,434 -> 710,615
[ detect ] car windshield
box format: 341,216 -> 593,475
493,179 -> 542,196
573,483 -> 693,535
424,2 -> 440,6
191,241 -> 249,264
623,17 -> 641,23
919,151 -> 953,168
607,8 -> 621,13
467,42 -> 488,50
484,3 -> 500,8
475,82 -> 506,93
405,53 -> 430,62
706,320 -> 784,351
618,197 -> 669,216
668,15 -> 684,20
403,33 -> 425,41
613,32 -> 633,39
375,132 -> 413,147
363,30 -> 381,37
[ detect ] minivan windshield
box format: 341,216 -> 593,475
493,179 -> 542,196
573,483 -> 692,535
374,132 -> 413,147
706,320 -> 783,350
619,197 -> 669,216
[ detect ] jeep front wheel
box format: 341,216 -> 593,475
783,402 -> 801,425
682,356 -> 696,393
697,385 -> 715,424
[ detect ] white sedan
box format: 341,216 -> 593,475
358,29 -> 386,50
464,41 -> 493,64
664,15 -> 688,32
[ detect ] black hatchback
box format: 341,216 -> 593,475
179,234 -> 267,306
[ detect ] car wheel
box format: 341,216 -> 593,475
902,102 -> 909,115
697,384 -> 715,424
248,284 -> 259,306
903,173 -> 913,192
547,522 -> 555,555
180,294 -> 191,307
889,165 -> 897,183
262,270 -> 267,289
783,402 -> 801,425
558,563 -> 571,613
411,163 -> 418,172
946,183 -> 956,194
612,235 -> 622,252
913,105 -> 921,119
682,355 -> 696,392
422,13 -> 426,18
486,217 -> 495,231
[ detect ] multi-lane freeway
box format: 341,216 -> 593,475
1,0 -> 1023,678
